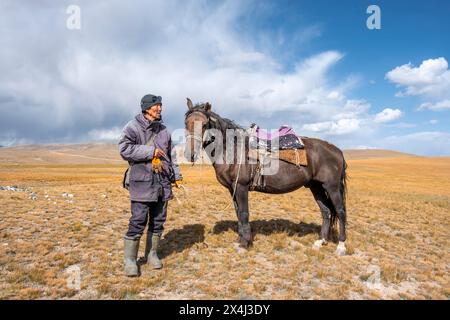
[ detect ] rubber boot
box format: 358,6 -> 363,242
124,236 -> 140,276
144,232 -> 163,269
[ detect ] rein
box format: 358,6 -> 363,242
185,109 -> 245,210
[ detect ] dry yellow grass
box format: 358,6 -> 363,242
0,155 -> 449,299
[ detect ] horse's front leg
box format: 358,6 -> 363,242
230,184 -> 252,248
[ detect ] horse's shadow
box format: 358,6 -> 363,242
159,224 -> 205,259
213,218 -> 321,238
138,219 -> 320,266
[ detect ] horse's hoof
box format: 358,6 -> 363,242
239,239 -> 253,249
239,241 -> 250,249
233,242 -> 247,254
313,239 -> 326,250
335,242 -> 346,256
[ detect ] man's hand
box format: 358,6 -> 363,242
153,148 -> 167,159
173,180 -> 183,188
151,157 -> 163,173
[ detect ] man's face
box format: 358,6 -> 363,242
146,103 -> 162,120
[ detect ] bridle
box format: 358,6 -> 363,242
185,111 -> 209,165
185,111 -> 216,150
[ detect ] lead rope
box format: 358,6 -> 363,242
201,148 -> 206,198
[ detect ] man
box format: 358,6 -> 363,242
118,94 -> 182,277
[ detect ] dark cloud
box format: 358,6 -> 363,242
1,0 -> 412,154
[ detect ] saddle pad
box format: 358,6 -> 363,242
275,149 -> 308,167
278,149 -> 308,166
248,148 -> 308,167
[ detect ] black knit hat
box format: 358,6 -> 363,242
141,94 -> 162,111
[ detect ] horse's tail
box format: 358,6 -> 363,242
341,157 -> 348,212
329,155 -> 347,237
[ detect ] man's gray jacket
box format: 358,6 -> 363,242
118,113 -> 182,202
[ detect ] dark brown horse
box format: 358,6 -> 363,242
184,98 -> 348,255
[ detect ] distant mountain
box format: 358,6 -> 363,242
0,143 -> 419,165
343,149 -> 416,160
0,143 -> 123,164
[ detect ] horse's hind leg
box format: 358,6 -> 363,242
323,183 -> 347,256
310,182 -> 334,250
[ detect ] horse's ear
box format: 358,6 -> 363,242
187,98 -> 193,110
205,102 -> 212,112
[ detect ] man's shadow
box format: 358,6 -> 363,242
213,218 -> 321,238
138,224 -> 205,264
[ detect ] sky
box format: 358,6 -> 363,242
0,0 -> 449,155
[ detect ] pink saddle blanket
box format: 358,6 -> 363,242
255,125 -> 296,140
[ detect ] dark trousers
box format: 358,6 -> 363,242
125,200 -> 168,239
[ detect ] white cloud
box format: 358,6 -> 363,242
374,108 -> 403,123
328,118 -> 362,135
327,90 -> 345,101
354,145 -> 377,150
385,122 -> 416,129
386,57 -> 450,114
302,118 -> 361,135
380,132 -> 450,156
335,99 -> 371,120
385,57 -> 450,98
88,128 -> 122,141
418,100 -> 450,111
429,119 -> 438,124
302,121 -> 333,132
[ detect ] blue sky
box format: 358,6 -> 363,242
0,0 -> 449,155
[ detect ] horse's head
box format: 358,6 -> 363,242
184,98 -> 212,163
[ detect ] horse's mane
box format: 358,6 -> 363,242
185,103 -> 244,131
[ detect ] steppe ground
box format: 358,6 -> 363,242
0,146 -> 449,299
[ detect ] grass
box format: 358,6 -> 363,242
0,157 -> 449,299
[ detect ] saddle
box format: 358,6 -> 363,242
248,124 -> 304,151
247,124 -> 308,191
